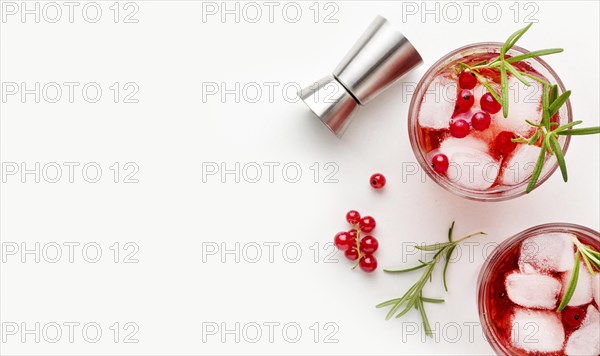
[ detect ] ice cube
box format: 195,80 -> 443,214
438,137 -> 500,190
499,144 -> 542,186
565,305 -> 600,356
511,308 -> 565,353
593,273 -> 600,306
519,233 -> 575,274
562,262 -> 593,306
438,136 -> 488,154
418,76 -> 457,129
491,77 -> 543,136
582,304 -> 600,326
505,271 -> 561,309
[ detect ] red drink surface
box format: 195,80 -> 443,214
482,233 -> 599,355
416,52 -> 561,190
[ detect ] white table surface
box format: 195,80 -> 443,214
1,1 -> 599,355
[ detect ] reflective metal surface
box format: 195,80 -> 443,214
298,15 -> 423,137
297,76 -> 358,137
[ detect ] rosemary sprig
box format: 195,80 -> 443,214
513,87 -> 600,193
457,23 -> 553,118
556,236 -> 600,312
376,222 -> 486,337
453,23 -> 600,193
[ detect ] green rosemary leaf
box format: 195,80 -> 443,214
502,23 -> 532,55
456,61 -> 471,70
375,298 -> 402,308
582,252 -> 595,277
525,119 -> 542,128
521,72 -> 552,86
384,263 -> 429,273
385,283 -> 419,319
554,120 -> 583,133
584,246 -> 600,260
549,84 -> 559,104
416,242 -> 452,251
526,139 -> 547,193
583,250 -> 600,269
500,62 -> 509,118
512,137 -> 529,144
473,72 -> 502,104
421,297 -> 445,303
417,294 -> 433,337
541,84 -> 550,130
504,62 -> 531,86
443,245 -> 456,292
549,135 -> 567,182
557,252 -> 580,312
395,300 -> 417,319
558,126 -> 600,136
448,221 -> 455,242
505,48 -> 564,63
548,90 -> 571,118
527,130 -> 541,145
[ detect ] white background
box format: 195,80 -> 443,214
1,1 -> 599,355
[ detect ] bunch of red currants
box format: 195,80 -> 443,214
334,210 -> 379,273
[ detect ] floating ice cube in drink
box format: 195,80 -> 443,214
408,44 -> 572,201
478,224 -> 600,355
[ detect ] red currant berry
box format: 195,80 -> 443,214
358,216 -> 376,233
360,236 -> 379,254
359,254 -> 378,272
450,119 -> 470,138
347,229 -> 359,243
493,131 -> 517,158
471,111 -> 491,131
480,92 -> 502,114
334,232 -> 353,251
369,173 -> 386,189
346,210 -> 361,225
345,246 -> 359,261
458,71 -> 477,89
562,306 -> 587,330
431,154 -> 449,174
454,89 -> 474,114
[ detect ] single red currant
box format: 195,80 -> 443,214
562,306 -> 587,330
480,92 -> 502,114
346,210 -> 361,225
493,131 -> 517,158
359,254 -> 378,272
454,89 -> 474,114
334,232 -> 353,251
345,246 -> 359,261
358,216 -> 376,233
431,154 -> 449,174
458,71 -> 477,89
369,173 -> 386,189
347,228 -> 359,242
450,119 -> 470,138
471,111 -> 491,131
360,236 -> 379,254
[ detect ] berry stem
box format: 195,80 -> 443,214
351,225 -> 363,270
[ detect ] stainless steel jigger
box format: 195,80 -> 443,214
298,15 -> 423,137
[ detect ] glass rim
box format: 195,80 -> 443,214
476,223 -> 600,355
407,42 -> 573,202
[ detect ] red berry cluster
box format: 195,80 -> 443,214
431,71 -> 517,174
334,210 -> 378,273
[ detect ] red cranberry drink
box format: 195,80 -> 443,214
408,42 -> 572,201
478,224 -> 600,355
